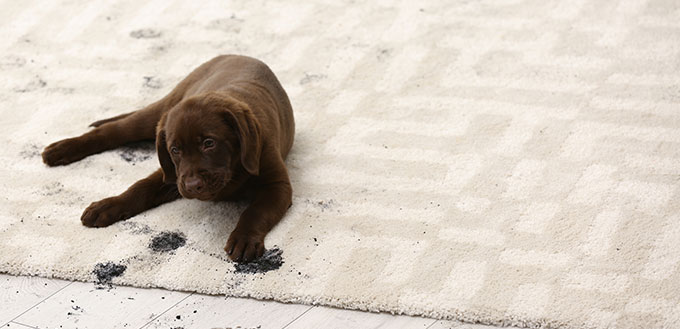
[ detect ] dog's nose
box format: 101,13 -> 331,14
184,176 -> 205,194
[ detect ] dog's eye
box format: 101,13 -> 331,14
170,146 -> 180,154
203,138 -> 215,149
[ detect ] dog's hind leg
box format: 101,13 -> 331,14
42,98 -> 171,166
88,111 -> 134,128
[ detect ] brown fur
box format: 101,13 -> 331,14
42,55 -> 295,262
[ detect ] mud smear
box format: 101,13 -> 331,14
377,48 -> 392,62
0,55 -> 26,69
41,182 -> 64,196
234,247 -> 283,274
93,262 -> 126,289
304,198 -> 336,212
299,73 -> 327,85
19,143 -> 41,159
14,75 -> 46,93
207,14 -> 244,33
143,76 -> 162,89
150,231 -> 186,252
121,221 -> 153,235
130,28 -> 162,39
119,141 -> 154,164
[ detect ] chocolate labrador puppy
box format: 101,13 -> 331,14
42,55 -> 295,262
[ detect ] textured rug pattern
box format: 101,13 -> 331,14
1,1 -> 679,328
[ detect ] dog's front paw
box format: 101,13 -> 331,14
224,229 -> 265,263
81,197 -> 130,227
42,138 -> 86,166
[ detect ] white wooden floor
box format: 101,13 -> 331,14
0,274 -> 502,329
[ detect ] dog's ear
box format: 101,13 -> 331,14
155,114 -> 177,183
222,99 -> 262,176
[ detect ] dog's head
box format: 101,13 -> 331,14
155,92 -> 262,200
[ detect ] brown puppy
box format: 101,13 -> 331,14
42,55 -> 295,263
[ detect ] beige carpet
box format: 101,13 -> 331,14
1,0 -> 680,328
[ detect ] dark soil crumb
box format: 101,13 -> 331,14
129,28 -> 162,39
93,262 -> 127,288
234,247 -> 283,274
119,141 -> 154,164
150,231 -> 186,252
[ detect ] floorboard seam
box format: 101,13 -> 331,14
280,305 -> 315,329
3,281 -> 74,327
9,320 -> 39,328
424,319 -> 439,329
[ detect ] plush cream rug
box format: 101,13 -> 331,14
1,0 -> 679,328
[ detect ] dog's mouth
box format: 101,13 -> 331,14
186,192 -> 217,201
178,171 -> 230,200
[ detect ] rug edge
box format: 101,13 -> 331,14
0,265 -> 586,329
